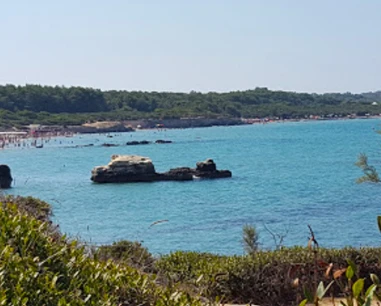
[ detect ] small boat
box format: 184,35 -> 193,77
36,143 -> 43,149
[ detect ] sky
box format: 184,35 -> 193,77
0,0 -> 380,93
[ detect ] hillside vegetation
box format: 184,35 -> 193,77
1,84 -> 381,128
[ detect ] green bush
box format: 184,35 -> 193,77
156,247 -> 381,306
97,240 -> 156,272
0,195 -> 52,221
0,197 -> 203,305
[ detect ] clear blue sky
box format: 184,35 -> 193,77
1,0 -> 380,93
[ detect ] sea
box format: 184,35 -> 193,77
2,119 -> 381,255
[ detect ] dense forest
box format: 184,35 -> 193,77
0,84 -> 381,127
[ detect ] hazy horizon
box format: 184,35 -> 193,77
1,0 -> 380,94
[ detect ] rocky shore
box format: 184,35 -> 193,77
91,155 -> 232,183
27,122 -> 135,135
21,118 -> 244,135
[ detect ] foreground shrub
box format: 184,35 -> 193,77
0,195 -> 52,221
156,248 -> 381,306
0,198 -> 203,305
97,240 -> 156,272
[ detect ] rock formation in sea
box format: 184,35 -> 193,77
126,140 -> 151,146
91,155 -> 157,183
0,165 -> 13,188
193,159 -> 231,178
91,155 -> 232,183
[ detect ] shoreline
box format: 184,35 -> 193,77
0,115 -> 379,148
4,114 -> 381,134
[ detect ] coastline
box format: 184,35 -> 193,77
2,115 -> 380,137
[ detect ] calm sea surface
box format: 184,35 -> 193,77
2,119 -> 381,255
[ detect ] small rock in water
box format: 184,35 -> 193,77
0,164 -> 13,188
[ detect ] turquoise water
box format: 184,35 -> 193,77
2,119 -> 381,255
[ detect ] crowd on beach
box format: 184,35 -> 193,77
0,130 -> 75,149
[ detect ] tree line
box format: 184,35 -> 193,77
0,84 -> 381,127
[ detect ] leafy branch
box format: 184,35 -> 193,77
355,153 -> 380,183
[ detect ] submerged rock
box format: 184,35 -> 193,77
91,155 -> 232,183
0,165 -> 12,188
101,143 -> 119,147
126,140 -> 151,146
155,139 -> 172,144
